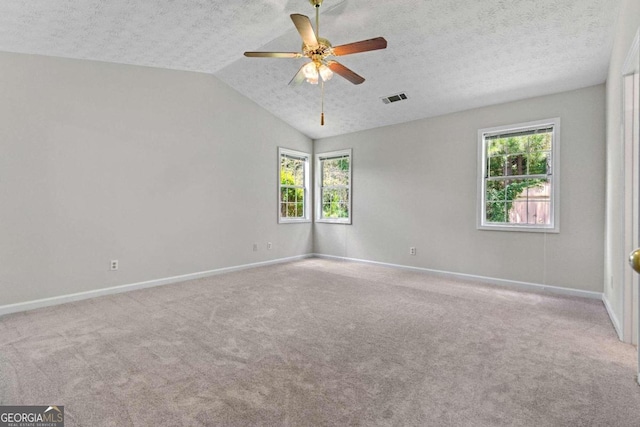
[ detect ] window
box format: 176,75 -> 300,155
316,149 -> 352,224
279,147 -> 310,223
478,118 -> 560,232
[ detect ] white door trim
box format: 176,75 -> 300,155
621,27 -> 639,383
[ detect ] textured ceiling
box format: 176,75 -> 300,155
0,0 -> 621,139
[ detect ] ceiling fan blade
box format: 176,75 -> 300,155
327,61 -> 365,85
332,37 -> 388,56
244,52 -> 301,58
290,14 -> 319,49
288,63 -> 307,86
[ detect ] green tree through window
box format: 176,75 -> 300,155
485,132 -> 551,223
321,157 -> 350,219
279,148 -> 309,222
316,149 -> 352,224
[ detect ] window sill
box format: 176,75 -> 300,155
478,224 -> 559,233
278,219 -> 311,224
316,219 -> 352,225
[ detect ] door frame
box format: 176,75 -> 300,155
621,27 -> 639,383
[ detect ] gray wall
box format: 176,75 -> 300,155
0,51 -> 609,307
604,0 -> 640,336
0,52 -> 312,306
315,85 -> 606,293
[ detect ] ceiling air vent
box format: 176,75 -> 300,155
381,92 -> 408,104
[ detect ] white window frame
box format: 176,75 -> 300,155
278,147 -> 311,223
316,149 -> 352,224
477,118 -> 560,233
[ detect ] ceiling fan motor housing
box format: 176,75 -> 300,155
302,37 -> 333,60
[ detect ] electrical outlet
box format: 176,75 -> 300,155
110,260 -> 119,271
267,242 -> 272,250
253,243 -> 258,252
409,247 -> 416,256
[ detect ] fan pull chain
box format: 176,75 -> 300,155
321,80 -> 325,126
315,3 -> 320,38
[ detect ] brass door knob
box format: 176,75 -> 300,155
630,249 -> 640,274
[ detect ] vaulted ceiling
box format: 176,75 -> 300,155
0,0 -> 621,139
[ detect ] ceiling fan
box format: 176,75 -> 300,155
244,0 -> 387,125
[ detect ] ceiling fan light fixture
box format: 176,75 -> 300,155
318,64 -> 333,81
302,61 -> 320,84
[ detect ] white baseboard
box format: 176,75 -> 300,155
0,253 -> 606,318
313,253 -> 603,300
602,294 -> 623,340
0,254 -> 313,317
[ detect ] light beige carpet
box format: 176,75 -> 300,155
1,258 -> 639,426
